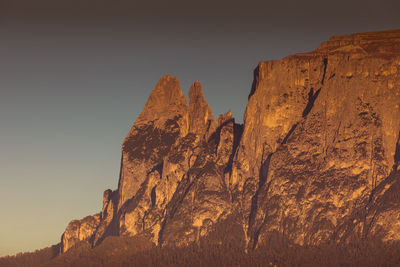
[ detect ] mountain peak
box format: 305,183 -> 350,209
188,81 -> 215,138
134,75 -> 188,128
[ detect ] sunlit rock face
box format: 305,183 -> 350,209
188,81 -> 216,139
158,110 -> 242,246
232,29 -> 400,249
61,29 -> 400,253
61,214 -> 100,253
118,75 -> 189,209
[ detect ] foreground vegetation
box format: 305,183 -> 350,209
1,234 -> 400,267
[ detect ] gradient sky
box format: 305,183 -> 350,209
1,0 -> 399,257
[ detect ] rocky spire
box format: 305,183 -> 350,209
188,81 -> 215,139
135,74 -> 188,129
118,75 -> 189,211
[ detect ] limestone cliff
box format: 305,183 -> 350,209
232,29 -> 400,249
60,29 -> 400,253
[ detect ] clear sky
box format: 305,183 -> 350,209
1,0 -> 399,257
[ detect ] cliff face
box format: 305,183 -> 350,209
233,30 -> 400,249
61,29 -> 400,253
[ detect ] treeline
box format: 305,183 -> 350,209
0,244 -> 59,267
1,235 -> 400,266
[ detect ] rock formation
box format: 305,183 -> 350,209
60,29 -> 400,253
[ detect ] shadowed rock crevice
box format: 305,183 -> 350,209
248,65 -> 260,100
392,131 -> 400,172
321,58 -> 328,85
151,186 -> 157,207
209,118 -> 235,150
226,123 -> 244,176
247,153 -> 273,249
302,87 -> 322,118
282,123 -> 299,145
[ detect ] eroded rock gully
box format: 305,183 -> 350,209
61,29 -> 400,253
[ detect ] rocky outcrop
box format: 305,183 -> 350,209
91,189 -> 118,246
61,214 -> 100,253
188,81 -> 216,139
60,29 -> 400,253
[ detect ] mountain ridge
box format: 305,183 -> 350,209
6,29 -> 399,263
